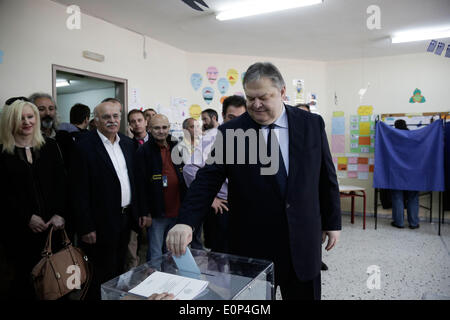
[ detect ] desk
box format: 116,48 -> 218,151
339,185 -> 366,229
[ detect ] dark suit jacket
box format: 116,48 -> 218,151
177,105 -> 341,281
70,131 -> 142,245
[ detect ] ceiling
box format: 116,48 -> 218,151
56,71 -> 115,94
52,0 -> 450,61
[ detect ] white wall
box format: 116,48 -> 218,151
57,87 -> 115,123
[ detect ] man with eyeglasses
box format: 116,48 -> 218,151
134,114 -> 186,262
70,99 -> 149,299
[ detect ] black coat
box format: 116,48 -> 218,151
70,131 -> 142,244
0,138 -> 67,265
176,105 -> 341,281
134,135 -> 186,219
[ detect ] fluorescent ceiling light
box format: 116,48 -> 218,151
216,0 -> 322,21
56,79 -> 71,87
391,27 -> 450,44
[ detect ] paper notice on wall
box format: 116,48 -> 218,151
358,172 -> 369,180
348,171 -> 358,179
348,164 -> 358,171
358,105 -> 373,116
332,117 -> 345,135
337,171 -> 347,179
332,135 -> 345,154
130,88 -> 141,109
359,122 -> 371,135
358,164 -> 369,172
171,97 -> 188,123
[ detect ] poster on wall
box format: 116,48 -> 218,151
350,114 -> 375,153
129,88 -> 141,110
171,97 -> 188,123
202,87 -> 214,105
217,78 -> 229,95
293,79 -> 305,104
227,68 -> 239,86
189,104 -> 202,120
206,66 -> 219,84
190,73 -> 203,91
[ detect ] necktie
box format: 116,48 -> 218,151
138,139 -> 144,145
267,123 -> 288,197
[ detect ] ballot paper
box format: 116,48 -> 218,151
129,271 -> 209,300
172,247 -> 201,276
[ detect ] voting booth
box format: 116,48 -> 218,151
101,249 -> 275,300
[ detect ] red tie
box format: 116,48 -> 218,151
138,139 -> 144,145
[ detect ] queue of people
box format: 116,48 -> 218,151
0,62 -> 342,301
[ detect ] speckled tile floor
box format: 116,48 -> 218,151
276,213 -> 450,300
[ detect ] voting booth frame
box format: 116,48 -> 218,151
372,112 -> 450,236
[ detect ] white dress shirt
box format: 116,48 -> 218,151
97,130 -> 132,207
261,105 -> 289,175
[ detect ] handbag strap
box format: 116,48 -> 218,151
42,226 -> 54,256
79,260 -> 93,300
42,226 -> 72,256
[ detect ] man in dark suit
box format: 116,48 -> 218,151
167,62 -> 341,300
70,100 -> 150,299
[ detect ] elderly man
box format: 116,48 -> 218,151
167,62 -> 341,300
183,95 -> 247,253
135,114 -> 186,262
28,93 -> 59,138
70,100 -> 149,299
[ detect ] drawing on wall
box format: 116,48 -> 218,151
409,88 -> 426,103
294,79 -> 305,104
189,104 -> 202,120
190,73 -> 203,91
202,87 -> 214,104
206,66 -> 219,84
217,77 -> 229,95
234,92 -> 245,97
227,68 -> 239,86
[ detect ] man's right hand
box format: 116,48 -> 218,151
166,224 -> 192,257
81,231 -> 97,244
211,197 -> 229,215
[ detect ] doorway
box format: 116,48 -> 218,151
52,65 -> 128,134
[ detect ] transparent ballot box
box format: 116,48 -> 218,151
101,249 -> 274,300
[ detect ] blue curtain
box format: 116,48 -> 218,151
373,120 -> 445,191
445,122 -> 450,191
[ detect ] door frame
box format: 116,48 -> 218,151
52,64 -> 128,132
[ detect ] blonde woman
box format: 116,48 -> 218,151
0,100 -> 67,300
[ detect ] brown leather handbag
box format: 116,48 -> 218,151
31,226 -> 91,300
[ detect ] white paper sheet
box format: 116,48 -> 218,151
129,271 -> 209,300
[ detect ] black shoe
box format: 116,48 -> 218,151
321,261 -> 328,271
391,221 -> 404,229
409,224 -> 420,229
